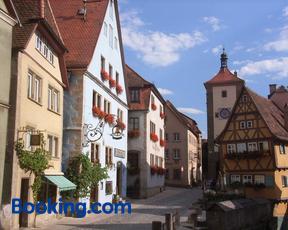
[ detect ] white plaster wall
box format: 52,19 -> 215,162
146,92 -> 165,188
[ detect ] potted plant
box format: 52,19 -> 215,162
116,84 -> 123,94
150,133 -> 158,142
150,166 -> 157,175
92,106 -> 106,119
128,129 -> 140,138
151,103 -> 157,111
101,69 -> 109,81
105,114 -> 114,125
116,119 -> 126,130
160,112 -> 165,119
160,139 -> 166,147
109,77 -> 116,88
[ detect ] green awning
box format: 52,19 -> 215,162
45,175 -> 76,192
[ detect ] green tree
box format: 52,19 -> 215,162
65,154 -> 109,200
15,135 -> 51,227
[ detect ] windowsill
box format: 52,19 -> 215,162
28,97 -> 42,107
50,156 -> 60,160
47,108 -> 61,116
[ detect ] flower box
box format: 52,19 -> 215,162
160,139 -> 166,147
92,106 -> 106,119
105,114 -> 114,125
150,133 -> 158,142
160,112 -> 165,119
117,119 -> 126,130
109,78 -> 116,88
116,84 -> 123,94
157,167 -> 165,175
150,166 -> 157,175
151,103 -> 157,111
128,129 -> 140,138
101,69 -> 109,81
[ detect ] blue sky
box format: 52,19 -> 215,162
119,0 -> 288,138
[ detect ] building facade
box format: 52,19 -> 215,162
0,0 -> 17,213
217,85 -> 288,227
204,50 -> 244,181
126,65 -> 165,198
51,0 -> 128,205
3,0 -> 75,228
164,101 -> 202,187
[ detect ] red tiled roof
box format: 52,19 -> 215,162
247,88 -> 288,141
50,0 -> 109,69
126,65 -> 165,110
204,68 -> 244,86
270,86 -> 288,112
12,0 -> 64,49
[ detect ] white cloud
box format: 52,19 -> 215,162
211,45 -> 222,54
203,16 -> 222,31
239,57 -> 288,79
233,60 -> 251,66
283,6 -> 288,17
158,88 -> 173,95
264,25 -> 288,51
121,10 -> 206,67
177,107 -> 205,115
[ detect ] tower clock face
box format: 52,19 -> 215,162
219,108 -> 231,119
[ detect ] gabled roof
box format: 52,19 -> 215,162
12,0 -> 65,50
50,0 -> 109,69
270,85 -> 288,112
217,86 -> 288,142
126,65 -> 165,110
204,67 -> 244,86
166,100 -> 201,137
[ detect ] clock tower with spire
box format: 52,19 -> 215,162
204,49 -> 245,180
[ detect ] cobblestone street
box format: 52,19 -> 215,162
37,187 -> 202,230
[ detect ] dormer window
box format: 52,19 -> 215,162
131,89 -> 140,102
35,33 -> 54,65
222,90 -> 227,98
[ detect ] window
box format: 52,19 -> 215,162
248,142 -> 258,152
237,143 -> 247,153
109,0 -> 113,19
189,151 -> 194,160
117,108 -> 123,121
247,120 -> 253,128
173,169 -> 181,180
165,133 -> 169,141
92,91 -> 102,109
115,72 -> 119,85
165,169 -> 169,179
254,175 -> 265,184
174,133 -> 180,141
129,117 -> 139,130
160,105 -> 163,114
114,37 -> 118,50
105,181 -> 113,195
159,157 -> 163,168
109,64 -> 113,77
130,89 -> 140,102
259,141 -> 269,152
240,121 -> 246,129
150,154 -> 154,166
280,144 -> 286,154
282,176 -> 288,187
101,56 -> 105,70
35,33 -> 54,64
104,99 -> 111,114
222,90 -> 227,98
243,175 -> 252,184
151,95 -> 155,105
105,147 -> 113,165
242,95 -> 248,102
48,86 -> 60,113
103,22 -> 108,37
231,175 -> 240,183
47,135 -> 58,158
159,129 -> 163,140
155,156 -> 159,166
150,121 -> 156,134
227,144 -> 236,154
91,143 -> 99,164
109,24 -> 113,48
28,71 -> 42,103
24,127 -> 35,151
173,149 -> 180,159
165,149 -> 169,160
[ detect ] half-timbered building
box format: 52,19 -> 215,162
217,85 -> 288,225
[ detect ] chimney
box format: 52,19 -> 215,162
269,84 -> 277,95
285,104 -> 288,131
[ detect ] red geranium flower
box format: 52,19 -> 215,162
150,133 -> 158,142
151,103 -> 157,111
116,84 -> 123,94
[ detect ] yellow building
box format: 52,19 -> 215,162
3,0 -> 75,228
217,85 -> 288,227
